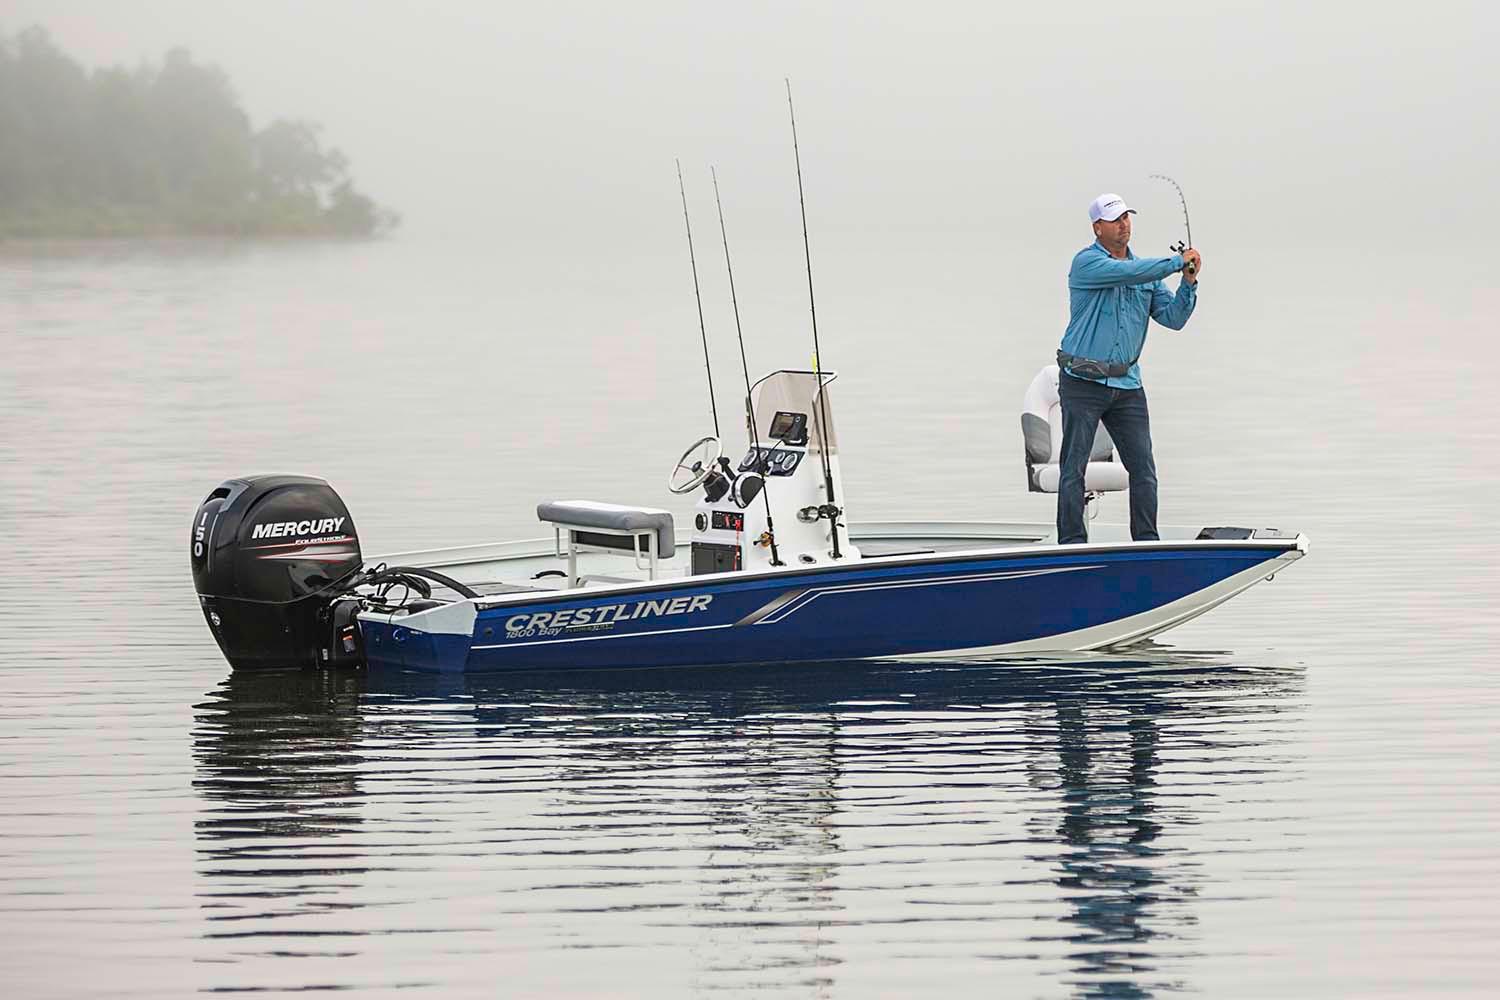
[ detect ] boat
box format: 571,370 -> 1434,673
188,366 -> 1308,673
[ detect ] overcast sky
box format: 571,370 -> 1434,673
3,0 -> 1493,255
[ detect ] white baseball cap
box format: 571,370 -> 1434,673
1088,193 -> 1136,223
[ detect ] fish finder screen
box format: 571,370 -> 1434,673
768,411 -> 807,442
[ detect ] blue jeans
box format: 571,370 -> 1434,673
1056,372 -> 1159,544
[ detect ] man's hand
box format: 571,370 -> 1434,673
1182,248 -> 1201,284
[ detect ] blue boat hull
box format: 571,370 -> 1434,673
358,540 -> 1299,673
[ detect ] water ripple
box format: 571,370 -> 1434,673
171,658 -> 1305,996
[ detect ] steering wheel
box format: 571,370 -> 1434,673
668,435 -> 723,494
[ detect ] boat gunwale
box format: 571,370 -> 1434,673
362,529 -> 1308,618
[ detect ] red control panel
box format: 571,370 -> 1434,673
710,510 -> 744,532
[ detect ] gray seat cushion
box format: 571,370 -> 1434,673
536,500 -> 676,554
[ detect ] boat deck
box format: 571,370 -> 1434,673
374,520 -> 1223,598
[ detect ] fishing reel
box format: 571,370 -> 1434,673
797,503 -> 843,525
1170,240 -> 1198,276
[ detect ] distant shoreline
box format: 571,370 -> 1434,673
0,27 -> 398,241
0,231 -> 395,244
0,234 -> 401,260
0,217 -> 400,241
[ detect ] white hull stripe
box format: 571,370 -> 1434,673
743,565 -> 1100,627
468,565 -> 1100,650
733,587 -> 809,627
886,551 -> 1299,658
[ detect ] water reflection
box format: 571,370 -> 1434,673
1029,679 -> 1194,998
458,672 -> 846,989
192,655 -> 1301,996
195,670 -> 367,841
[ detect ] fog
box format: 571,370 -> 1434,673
5,0 -> 1493,254
3,11 -> 1498,995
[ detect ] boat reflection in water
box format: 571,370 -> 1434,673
193,654 -> 1302,996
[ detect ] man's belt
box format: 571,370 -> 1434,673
1057,350 -> 1132,380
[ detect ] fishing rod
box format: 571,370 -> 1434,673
785,78 -> 843,560
1149,173 -> 1197,276
711,166 -> 783,567
676,159 -> 720,438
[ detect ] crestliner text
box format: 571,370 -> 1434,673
505,594 -> 713,634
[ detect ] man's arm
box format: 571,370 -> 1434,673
1149,276 -> 1197,330
1069,250 -> 1184,290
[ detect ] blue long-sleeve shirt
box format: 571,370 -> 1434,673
1058,241 -> 1197,389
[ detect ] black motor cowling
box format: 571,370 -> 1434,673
191,475 -> 365,670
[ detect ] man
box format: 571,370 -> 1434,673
1055,192 -> 1201,544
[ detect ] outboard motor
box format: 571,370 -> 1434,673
190,475 -> 365,670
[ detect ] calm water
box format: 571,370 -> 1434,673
2,237 -> 1497,997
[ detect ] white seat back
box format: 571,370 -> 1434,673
1020,365 -> 1128,493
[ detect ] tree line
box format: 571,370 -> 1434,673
0,27 -> 398,238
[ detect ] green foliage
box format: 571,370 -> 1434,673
0,27 -> 398,238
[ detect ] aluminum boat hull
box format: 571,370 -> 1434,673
357,535 -> 1305,673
